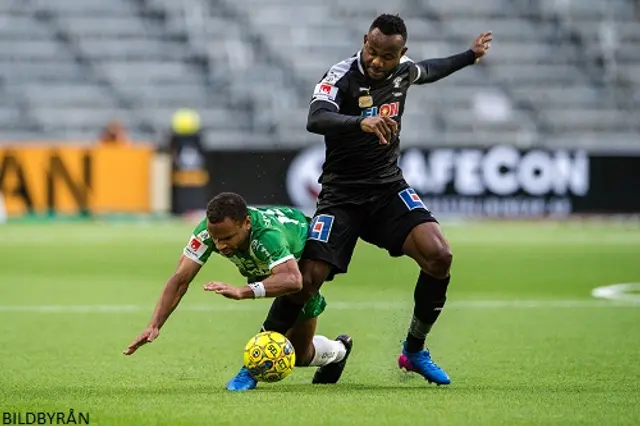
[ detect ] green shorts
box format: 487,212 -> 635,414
298,291 -> 326,321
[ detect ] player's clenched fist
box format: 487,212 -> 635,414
123,326 -> 159,355
360,116 -> 398,145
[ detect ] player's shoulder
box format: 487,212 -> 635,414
319,54 -> 359,86
397,55 -> 417,73
248,207 -> 278,231
184,217 -> 214,261
388,55 -> 419,85
191,217 -> 210,239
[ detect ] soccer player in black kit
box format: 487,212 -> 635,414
223,14 -> 492,390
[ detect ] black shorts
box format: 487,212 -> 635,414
301,180 -> 438,280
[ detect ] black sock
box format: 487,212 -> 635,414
405,271 -> 450,353
260,296 -> 305,334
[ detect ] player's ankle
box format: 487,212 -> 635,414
405,334 -> 425,353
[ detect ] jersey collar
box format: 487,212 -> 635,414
356,50 -> 366,75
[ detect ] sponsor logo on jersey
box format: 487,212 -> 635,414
186,236 -> 207,257
308,215 -> 334,243
313,83 -> 339,102
358,95 -> 373,108
361,102 -> 400,118
197,230 -> 209,241
319,84 -> 332,94
398,188 -> 426,211
190,238 -> 202,251
322,73 -> 339,84
251,240 -> 273,263
229,255 -> 268,278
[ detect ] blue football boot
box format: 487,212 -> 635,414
398,341 -> 451,385
226,366 -> 257,392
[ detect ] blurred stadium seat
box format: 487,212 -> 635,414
0,0 -> 637,148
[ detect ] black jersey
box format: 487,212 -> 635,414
307,49 -> 476,207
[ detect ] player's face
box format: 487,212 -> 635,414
207,216 -> 251,257
362,28 -> 407,80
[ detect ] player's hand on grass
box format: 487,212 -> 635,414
471,31 -> 493,63
123,327 -> 159,355
360,116 -> 398,145
203,282 -> 244,300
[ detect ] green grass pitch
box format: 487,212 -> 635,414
1,219 -> 639,425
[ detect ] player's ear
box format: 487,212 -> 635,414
401,46 -> 408,57
363,34 -> 368,45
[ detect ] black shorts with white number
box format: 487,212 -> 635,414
301,180 -> 438,280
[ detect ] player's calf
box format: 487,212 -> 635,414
402,222 -> 452,352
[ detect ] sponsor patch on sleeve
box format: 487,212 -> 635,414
185,236 -> 207,258
312,83 -> 339,102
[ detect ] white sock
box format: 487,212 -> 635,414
309,335 -> 347,367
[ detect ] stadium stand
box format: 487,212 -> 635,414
0,0 -> 638,148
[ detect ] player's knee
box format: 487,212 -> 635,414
300,259 -> 330,294
288,286 -> 315,305
289,259 -> 329,304
426,244 -> 453,279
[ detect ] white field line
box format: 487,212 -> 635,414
0,299 -> 638,313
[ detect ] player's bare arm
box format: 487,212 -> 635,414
123,255 -> 201,355
413,32 -> 492,84
203,258 -> 303,300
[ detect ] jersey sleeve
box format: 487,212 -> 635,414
251,230 -> 295,271
408,61 -> 426,85
183,220 -> 214,265
309,73 -> 344,112
409,50 -> 477,85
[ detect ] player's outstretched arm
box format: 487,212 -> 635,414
413,31 -> 492,85
203,258 -> 302,300
123,255 -> 201,355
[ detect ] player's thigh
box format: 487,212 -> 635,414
301,204 -> 364,283
286,316 -> 317,366
362,185 -> 439,258
402,221 -> 453,278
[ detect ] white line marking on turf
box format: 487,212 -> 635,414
592,283 -> 640,303
0,299 -> 638,313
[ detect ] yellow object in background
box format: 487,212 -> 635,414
171,108 -> 201,135
0,144 -> 153,217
